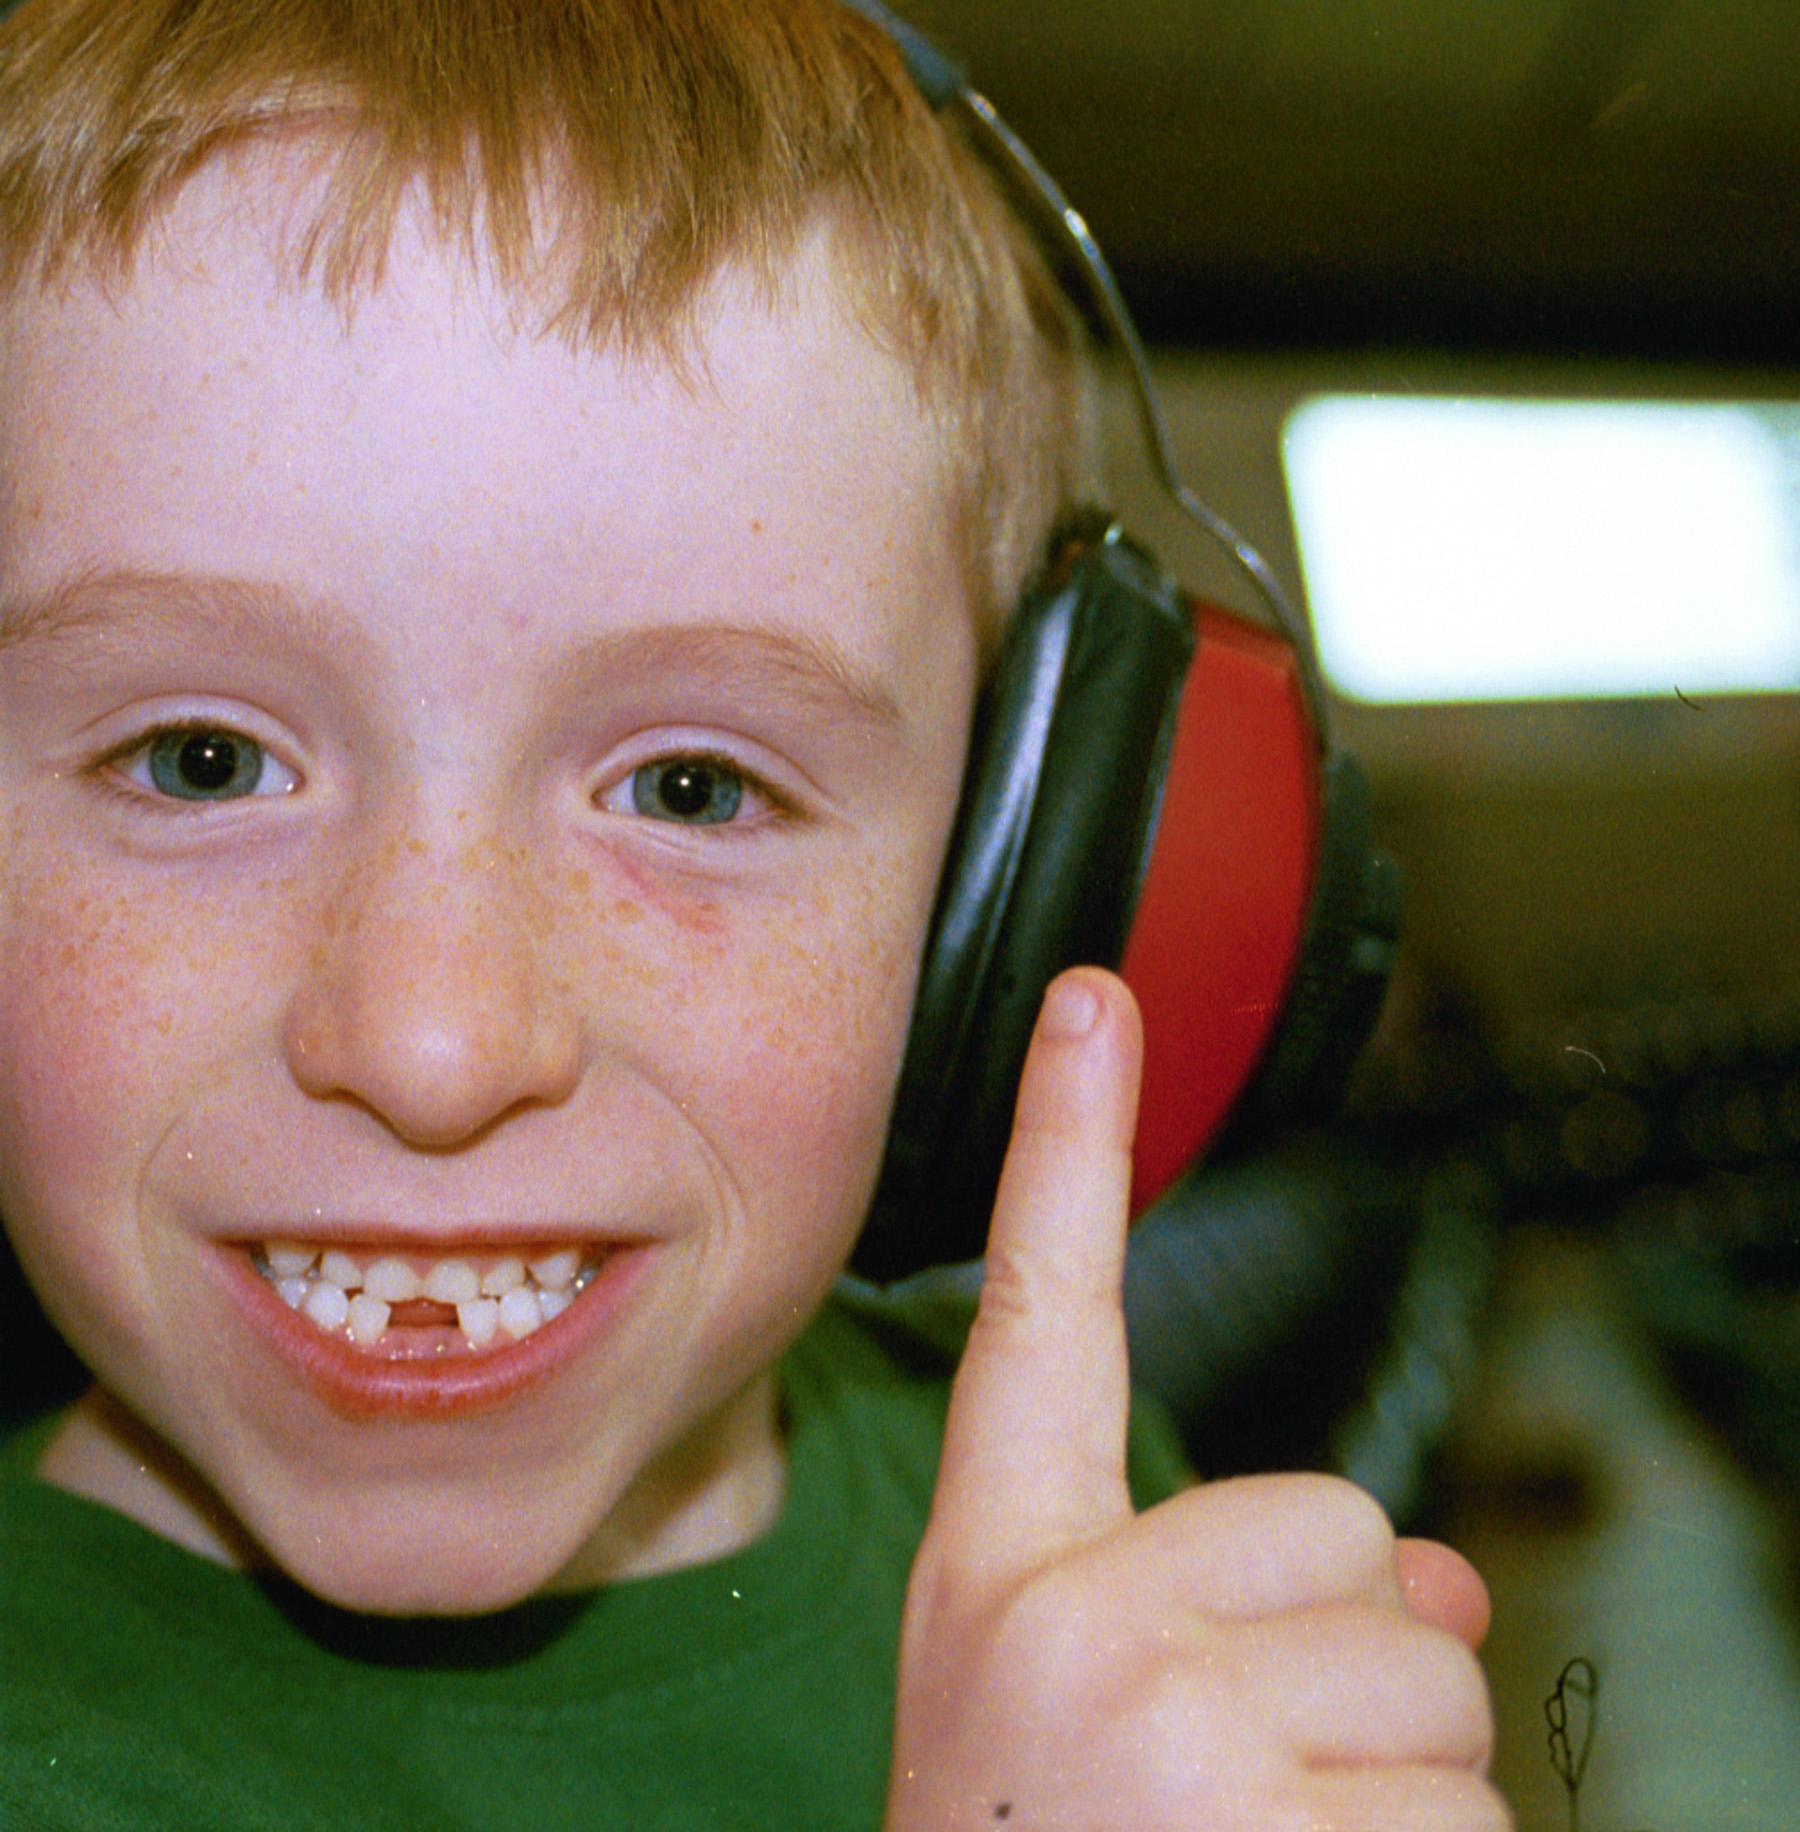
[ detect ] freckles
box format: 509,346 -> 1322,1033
0,887 -> 163,1206
550,840 -> 926,1174
717,876 -> 918,1126
2,864 -> 276,1112
17,886 -> 149,1031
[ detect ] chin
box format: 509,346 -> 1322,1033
233,1465 -> 607,1617
271,1517 -> 576,1618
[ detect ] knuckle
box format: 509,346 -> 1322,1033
968,1239 -> 1038,1337
1233,1471 -> 1399,1589
966,1238 -> 1120,1370
1460,1649 -> 1501,1770
1409,1622 -> 1500,1769
1483,1778 -> 1519,1831
900,1528 -> 991,1637
1294,1473 -> 1399,1582
1449,1771 -> 1518,1832
1229,1469 -> 1395,1542
989,1567 -> 1122,1701
1312,1472 -> 1398,1551
976,1234 -> 1113,1333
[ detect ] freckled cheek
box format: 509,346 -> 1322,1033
627,871 -> 927,1228
733,941 -> 909,1134
0,868 -> 278,1214
0,876 -> 199,1358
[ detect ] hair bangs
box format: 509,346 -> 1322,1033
0,0 -> 1087,643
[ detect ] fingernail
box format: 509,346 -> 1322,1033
1041,976 -> 1100,1040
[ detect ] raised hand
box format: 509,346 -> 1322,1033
886,969 -> 1511,1832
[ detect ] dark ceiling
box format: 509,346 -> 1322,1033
904,0 -> 1800,364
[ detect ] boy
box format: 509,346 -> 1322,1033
0,1 -> 1508,1826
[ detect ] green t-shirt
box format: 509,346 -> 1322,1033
0,1288 -> 1189,1831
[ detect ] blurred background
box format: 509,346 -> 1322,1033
904,2 -> 1799,1824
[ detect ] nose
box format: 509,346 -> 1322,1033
284,822 -> 583,1147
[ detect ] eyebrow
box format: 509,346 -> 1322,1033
555,623 -> 904,730
0,566 -> 905,728
0,567 -> 350,655
0,569 -> 118,650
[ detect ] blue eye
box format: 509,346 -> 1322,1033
630,757 -> 746,825
146,728 -> 265,800
127,727 -> 293,802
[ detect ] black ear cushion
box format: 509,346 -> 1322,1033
854,524 -> 1195,1283
1212,754 -> 1402,1155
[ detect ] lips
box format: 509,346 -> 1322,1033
219,1233 -> 651,1419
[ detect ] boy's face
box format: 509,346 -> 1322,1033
0,160 -> 978,1612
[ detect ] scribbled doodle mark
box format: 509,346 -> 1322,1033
1546,1657 -> 1599,1832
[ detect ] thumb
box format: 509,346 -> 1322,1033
1396,1538 -> 1494,1650
927,968 -> 1144,1576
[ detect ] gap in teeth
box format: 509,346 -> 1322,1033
257,1242 -> 596,1349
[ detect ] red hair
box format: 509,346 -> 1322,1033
0,0 -> 1088,643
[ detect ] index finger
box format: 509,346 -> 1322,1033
927,969 -> 1143,1576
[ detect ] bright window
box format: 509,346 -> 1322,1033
1282,395 -> 1800,703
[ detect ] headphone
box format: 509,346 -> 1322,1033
849,0 -> 1401,1283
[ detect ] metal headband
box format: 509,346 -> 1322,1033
838,0 -> 1329,735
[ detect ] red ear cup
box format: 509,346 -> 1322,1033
1121,607 -> 1322,1213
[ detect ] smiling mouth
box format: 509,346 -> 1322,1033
250,1241 -> 603,1356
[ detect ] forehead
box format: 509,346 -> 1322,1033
0,152 -> 962,676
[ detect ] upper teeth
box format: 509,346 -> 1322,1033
257,1242 -> 593,1349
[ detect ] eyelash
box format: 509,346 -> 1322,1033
599,749 -> 797,832
94,721 -> 300,808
